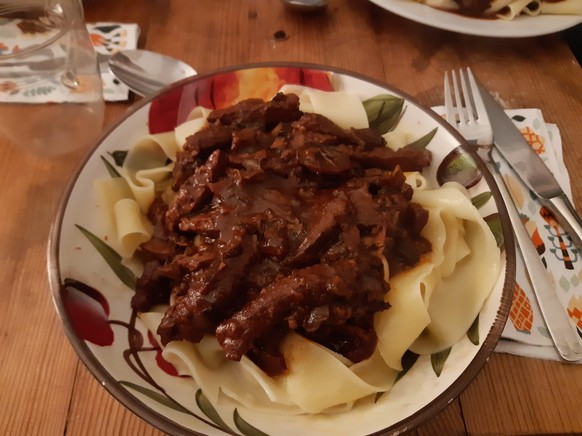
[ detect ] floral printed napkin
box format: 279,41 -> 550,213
0,21 -> 139,102
492,109 -> 582,363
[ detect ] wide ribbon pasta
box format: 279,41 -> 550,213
278,84 -> 369,130
407,183 -> 500,354
93,177 -> 153,258
415,0 -> 581,19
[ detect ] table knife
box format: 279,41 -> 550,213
477,83 -> 582,250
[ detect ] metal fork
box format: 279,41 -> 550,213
444,68 -> 582,362
444,69 -> 493,147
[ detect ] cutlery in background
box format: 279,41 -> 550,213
108,49 -> 197,97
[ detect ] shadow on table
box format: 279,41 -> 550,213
565,23 -> 582,67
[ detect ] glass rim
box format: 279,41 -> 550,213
0,1 -> 76,61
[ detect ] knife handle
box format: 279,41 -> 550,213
544,194 -> 582,251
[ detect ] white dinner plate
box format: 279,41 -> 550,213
370,0 -> 582,37
48,63 -> 514,435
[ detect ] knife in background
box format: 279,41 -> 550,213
477,83 -> 582,251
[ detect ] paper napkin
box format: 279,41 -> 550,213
0,21 -> 139,102
492,109 -> 582,363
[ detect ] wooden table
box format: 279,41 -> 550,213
2,1 -> 582,434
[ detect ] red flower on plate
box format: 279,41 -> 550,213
147,330 -> 181,377
61,278 -> 114,346
148,66 -> 334,134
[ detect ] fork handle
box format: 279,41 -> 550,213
543,194 -> 582,251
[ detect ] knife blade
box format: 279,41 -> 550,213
477,82 -> 582,250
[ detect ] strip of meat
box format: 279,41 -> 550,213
157,233 -> 259,345
351,146 -> 432,172
215,261 -> 357,361
165,149 -> 227,232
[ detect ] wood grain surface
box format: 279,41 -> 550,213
1,1 -> 581,435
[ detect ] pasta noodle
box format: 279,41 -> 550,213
486,0 -> 515,14
415,0 -> 581,19
540,0 -> 582,14
497,0 -> 540,19
278,84 -> 369,129
93,177 -> 153,257
97,88 -> 501,415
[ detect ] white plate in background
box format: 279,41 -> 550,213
370,0 -> 582,37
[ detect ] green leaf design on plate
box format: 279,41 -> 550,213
431,347 -> 451,377
100,155 -> 122,178
119,381 -> 191,414
374,391 -> 386,402
484,213 -> 504,248
234,409 -> 270,436
471,191 -> 492,209
395,349 -> 420,383
363,94 -> 404,134
75,225 -> 136,289
195,390 -> 232,433
467,314 -> 479,345
511,115 -> 526,122
436,147 -> 482,189
405,127 -> 437,150
110,150 -> 128,167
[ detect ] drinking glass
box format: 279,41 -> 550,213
0,0 -> 104,157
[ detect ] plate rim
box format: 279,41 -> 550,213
48,61 -> 516,436
368,0 -> 582,37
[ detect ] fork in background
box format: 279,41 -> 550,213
444,68 -> 582,362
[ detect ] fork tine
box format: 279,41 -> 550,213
451,70 -> 466,127
459,69 -> 476,125
444,71 -> 455,126
466,68 -> 493,145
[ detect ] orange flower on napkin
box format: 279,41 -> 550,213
519,126 -> 545,155
510,283 -> 534,334
0,81 -> 18,93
